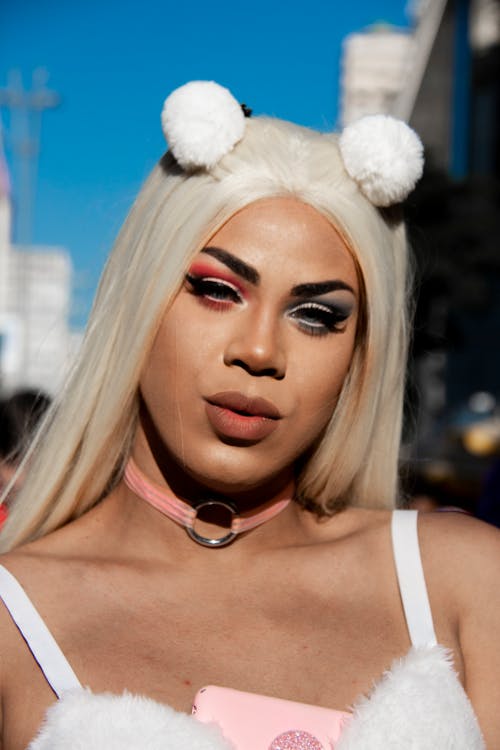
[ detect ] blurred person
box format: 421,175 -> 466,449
0,82 -> 497,750
0,389 -> 51,517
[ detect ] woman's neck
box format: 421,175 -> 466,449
130,419 -> 296,514
120,425 -> 300,554
124,455 -> 293,548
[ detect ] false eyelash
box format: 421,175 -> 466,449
287,301 -> 350,335
185,273 -> 243,307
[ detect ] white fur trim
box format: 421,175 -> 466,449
161,81 -> 246,171
339,115 -> 424,207
26,647 -> 484,749
337,645 -> 485,749
27,689 -> 232,750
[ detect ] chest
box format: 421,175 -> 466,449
20,564 -> 414,711
0,532 -> 462,750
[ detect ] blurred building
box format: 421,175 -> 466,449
469,0 -> 500,176
340,0 -> 500,177
3,246 -> 73,395
0,132 -> 12,387
340,1 -> 449,138
0,131 -> 10,324
340,26 -> 415,126
0,133 -> 75,396
340,0 -> 500,495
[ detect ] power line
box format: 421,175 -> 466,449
0,68 -> 60,245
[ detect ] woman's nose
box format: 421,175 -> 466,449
224,308 -> 286,379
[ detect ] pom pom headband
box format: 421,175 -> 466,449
161,81 -> 246,171
161,81 -> 424,207
338,115 -> 423,207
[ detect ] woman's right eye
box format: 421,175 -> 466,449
185,274 -> 243,308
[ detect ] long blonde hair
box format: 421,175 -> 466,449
0,117 -> 411,551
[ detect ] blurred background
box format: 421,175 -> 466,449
1,0 -> 499,519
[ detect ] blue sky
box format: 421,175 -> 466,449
1,0 -> 408,327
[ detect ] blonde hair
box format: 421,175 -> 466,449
0,117 -> 411,551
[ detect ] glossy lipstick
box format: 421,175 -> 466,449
205,391 -> 281,442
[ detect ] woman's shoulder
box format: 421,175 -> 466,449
328,505 -> 500,568
415,512 -> 500,745
306,505 -> 500,596
417,509 -> 500,582
407,510 -> 500,631
0,503 -> 121,623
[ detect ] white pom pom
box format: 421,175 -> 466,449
161,81 -> 246,171
338,115 -> 424,207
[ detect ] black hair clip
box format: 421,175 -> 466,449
240,103 -> 252,118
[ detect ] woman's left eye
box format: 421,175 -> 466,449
287,302 -> 350,336
185,274 -> 243,307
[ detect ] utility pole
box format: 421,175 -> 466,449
0,68 -> 60,245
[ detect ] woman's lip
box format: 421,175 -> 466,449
205,402 -> 280,442
205,392 -> 282,441
206,391 -> 282,419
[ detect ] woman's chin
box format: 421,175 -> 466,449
182,458 -> 294,501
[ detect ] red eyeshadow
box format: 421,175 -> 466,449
187,262 -> 247,296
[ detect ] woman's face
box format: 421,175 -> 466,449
138,197 -> 359,495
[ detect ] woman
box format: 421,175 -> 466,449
0,82 -> 498,750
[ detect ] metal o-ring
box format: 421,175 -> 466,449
186,500 -> 238,548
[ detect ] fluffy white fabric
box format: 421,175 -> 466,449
161,81 -> 245,171
338,115 -> 424,207
26,647 -> 484,749
27,689 -> 232,750
337,645 -> 485,749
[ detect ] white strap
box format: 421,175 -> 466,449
0,564 -> 82,697
391,510 -> 437,648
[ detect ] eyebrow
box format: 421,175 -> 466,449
202,247 -> 260,285
291,281 -> 356,297
201,247 -> 355,297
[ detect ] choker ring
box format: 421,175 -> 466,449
187,500 -> 238,547
123,458 -> 291,548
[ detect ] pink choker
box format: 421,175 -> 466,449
123,458 -> 291,548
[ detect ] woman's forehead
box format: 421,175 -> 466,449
199,197 -> 359,290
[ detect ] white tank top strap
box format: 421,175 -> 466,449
391,509 -> 438,648
0,564 -> 82,697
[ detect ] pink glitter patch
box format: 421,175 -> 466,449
269,730 -> 325,750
